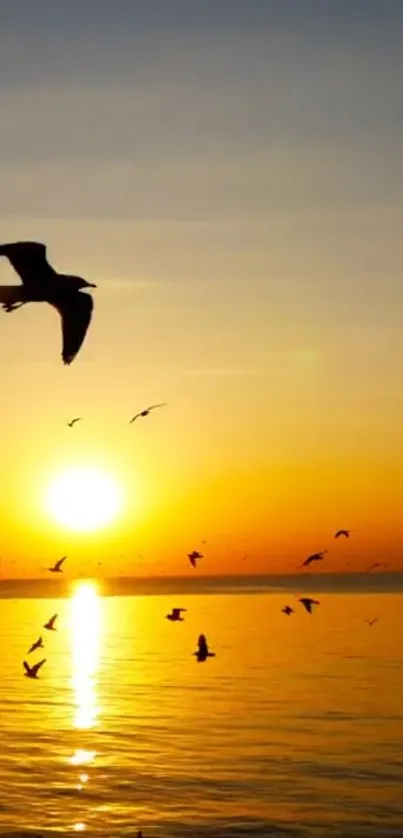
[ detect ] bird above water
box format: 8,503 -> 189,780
193,634 -> 215,662
335,529 -> 350,539
43,614 -> 58,631
48,556 -> 67,573
67,417 -> 81,427
299,597 -> 320,614
282,605 -> 294,616
188,550 -> 203,568
366,617 -> 378,627
0,241 -> 96,364
301,551 -> 327,568
166,608 -> 187,622
23,659 -> 46,679
28,636 -> 44,654
129,403 -> 167,423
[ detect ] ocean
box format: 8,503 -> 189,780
0,573 -> 402,837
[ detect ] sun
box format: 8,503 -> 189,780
45,466 -> 122,532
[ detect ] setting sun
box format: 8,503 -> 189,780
45,466 -> 122,532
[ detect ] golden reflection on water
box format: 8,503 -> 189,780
70,581 -> 101,730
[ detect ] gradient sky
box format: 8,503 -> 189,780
0,0 -> 402,577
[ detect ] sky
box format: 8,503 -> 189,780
0,0 -> 402,578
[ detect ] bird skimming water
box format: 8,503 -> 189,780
48,556 -> 66,573
302,551 -> 327,568
23,659 -> 46,679
0,241 -> 96,364
166,608 -> 187,622
299,597 -> 320,614
188,550 -> 203,568
193,634 -> 215,662
28,636 -> 44,654
43,614 -> 58,631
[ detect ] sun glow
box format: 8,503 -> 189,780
46,466 -> 122,532
70,582 -> 101,730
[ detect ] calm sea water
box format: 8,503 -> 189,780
0,574 -> 402,837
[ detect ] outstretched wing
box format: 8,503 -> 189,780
48,614 -> 57,628
32,659 -> 46,676
23,661 -> 30,674
51,293 -> 94,365
55,556 -> 67,571
0,242 -> 51,284
148,403 -> 167,411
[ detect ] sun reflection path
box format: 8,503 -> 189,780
70,582 -> 101,730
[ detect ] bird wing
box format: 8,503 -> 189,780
130,413 -> 140,423
148,403 -> 167,411
55,556 -> 66,571
32,659 -> 46,676
0,242 -> 51,284
50,293 -> 93,365
23,661 -> 30,674
48,614 -> 57,628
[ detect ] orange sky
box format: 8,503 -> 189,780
1,4 -> 402,577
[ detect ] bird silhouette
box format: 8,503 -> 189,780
282,605 -> 294,616
299,597 -> 320,614
188,550 -> 203,568
28,636 -> 44,654
0,241 -> 96,364
302,551 -> 327,568
166,608 -> 187,622
193,633 -> 215,662
48,556 -> 66,573
67,417 -> 81,427
44,614 -> 58,631
335,529 -> 350,539
23,659 -> 46,679
129,403 -> 166,423
366,617 -> 378,627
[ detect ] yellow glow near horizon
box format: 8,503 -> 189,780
45,466 -> 122,532
70,582 -> 101,730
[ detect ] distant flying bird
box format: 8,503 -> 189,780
129,403 -> 166,423
0,241 -> 96,364
28,636 -> 44,654
43,614 -> 58,631
67,417 -> 81,427
23,659 -> 46,679
282,605 -> 294,616
188,550 -> 203,568
302,551 -> 327,568
48,556 -> 67,573
193,633 -> 215,663
368,562 -> 385,571
366,618 -> 378,627
166,608 -> 187,622
335,529 -> 350,539
299,597 -> 320,614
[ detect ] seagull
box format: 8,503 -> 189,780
0,241 -> 96,364
48,556 -> 67,573
299,597 -> 320,614
335,529 -> 350,539
43,614 -> 58,631
188,550 -> 203,568
166,608 -> 187,622
282,605 -> 294,616
129,404 -> 166,423
28,636 -> 44,654
67,417 -> 81,427
366,617 -> 378,627
301,551 -> 327,567
193,633 -> 215,662
23,659 -> 46,679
